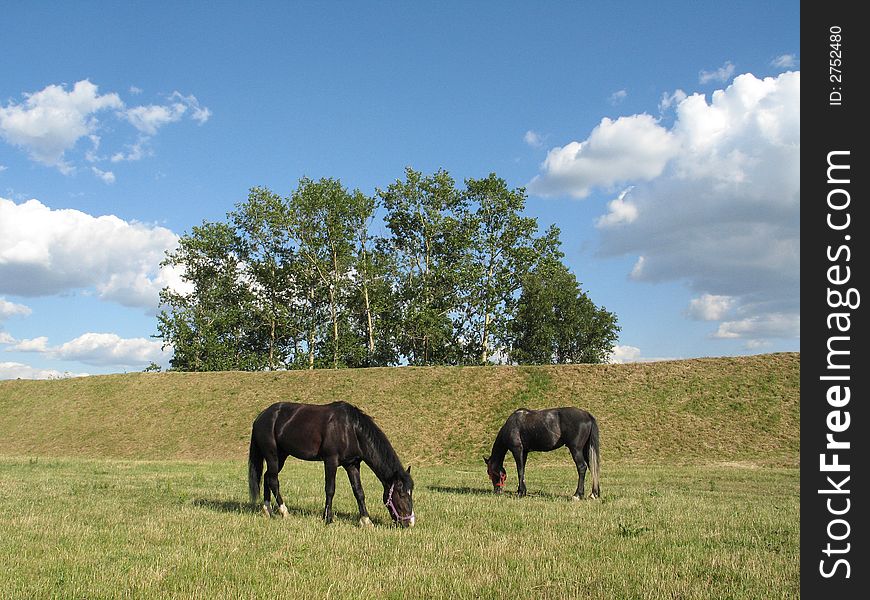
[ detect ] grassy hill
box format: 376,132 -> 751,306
0,353 -> 799,466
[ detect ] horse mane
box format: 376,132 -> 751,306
334,402 -> 404,479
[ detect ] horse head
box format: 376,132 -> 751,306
384,465 -> 415,527
483,456 -> 507,494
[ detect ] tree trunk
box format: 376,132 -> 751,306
308,287 -> 315,370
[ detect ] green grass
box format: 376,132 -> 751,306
0,353 -> 800,466
0,354 -> 800,598
0,457 -> 798,600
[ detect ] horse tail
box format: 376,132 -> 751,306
248,431 -> 264,504
586,416 -> 601,498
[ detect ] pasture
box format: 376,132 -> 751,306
0,353 -> 799,598
0,459 -> 798,599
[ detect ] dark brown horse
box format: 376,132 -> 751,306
484,407 -> 600,499
249,401 -> 415,527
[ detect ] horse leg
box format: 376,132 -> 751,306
276,454 -> 289,517
264,455 -> 286,518
570,445 -> 587,500
512,448 -> 527,497
322,460 -> 338,524
345,462 -> 373,528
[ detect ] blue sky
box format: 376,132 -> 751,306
0,2 -> 800,378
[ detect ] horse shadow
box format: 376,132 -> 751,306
426,485 -> 562,500
191,498 -> 386,525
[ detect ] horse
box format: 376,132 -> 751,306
484,407 -> 600,500
248,401 -> 415,527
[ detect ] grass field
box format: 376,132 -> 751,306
0,353 -> 800,598
0,457 -> 798,599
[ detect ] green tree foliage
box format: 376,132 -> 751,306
157,169 -> 620,371
460,174 -> 540,364
378,168 -> 470,365
157,221 -> 268,371
508,254 -> 620,365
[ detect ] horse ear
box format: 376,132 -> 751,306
406,465 -> 412,474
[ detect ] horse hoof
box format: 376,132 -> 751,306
571,494 -> 582,502
261,505 -> 273,518
359,516 -> 374,528
278,504 -> 289,518
589,493 -> 599,500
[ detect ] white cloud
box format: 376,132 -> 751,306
699,61 -> 735,84
609,89 -> 628,105
9,336 -> 49,352
686,294 -> 735,321
6,332 -> 169,367
0,332 -> 15,344
123,92 -> 211,135
0,361 -> 89,380
110,138 -> 150,162
596,188 -> 638,228
609,345 -> 675,363
531,71 -> 799,347
609,345 -> 641,363
51,332 -> 169,367
0,196 -> 181,310
528,114 -> 678,198
523,130 -> 543,148
659,89 -> 687,113
91,166 -> 116,184
771,54 -> 798,69
0,297 -> 32,320
597,72 -> 800,346
712,313 -> 799,340
0,80 -> 123,173
0,81 -> 210,176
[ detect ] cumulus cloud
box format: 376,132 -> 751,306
0,332 -> 16,344
6,332 -> 169,367
0,196 -> 184,310
0,80 -> 123,173
9,336 -> 49,352
596,188 -> 638,228
609,345 -> 641,363
52,332 -> 169,366
713,312 -> 799,342
0,80 -> 210,176
686,294 -> 735,321
528,114 -> 679,198
0,361 -> 89,380
699,61 -> 735,84
609,345 -> 675,364
0,297 -> 31,320
531,71 -> 800,347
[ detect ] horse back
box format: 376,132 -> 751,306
253,402 -> 357,462
506,407 -> 594,451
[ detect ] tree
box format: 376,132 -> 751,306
230,187 -> 298,370
157,221 -> 268,371
288,178 -> 376,369
460,174 -> 538,364
508,255 -> 620,364
379,168 -> 470,365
